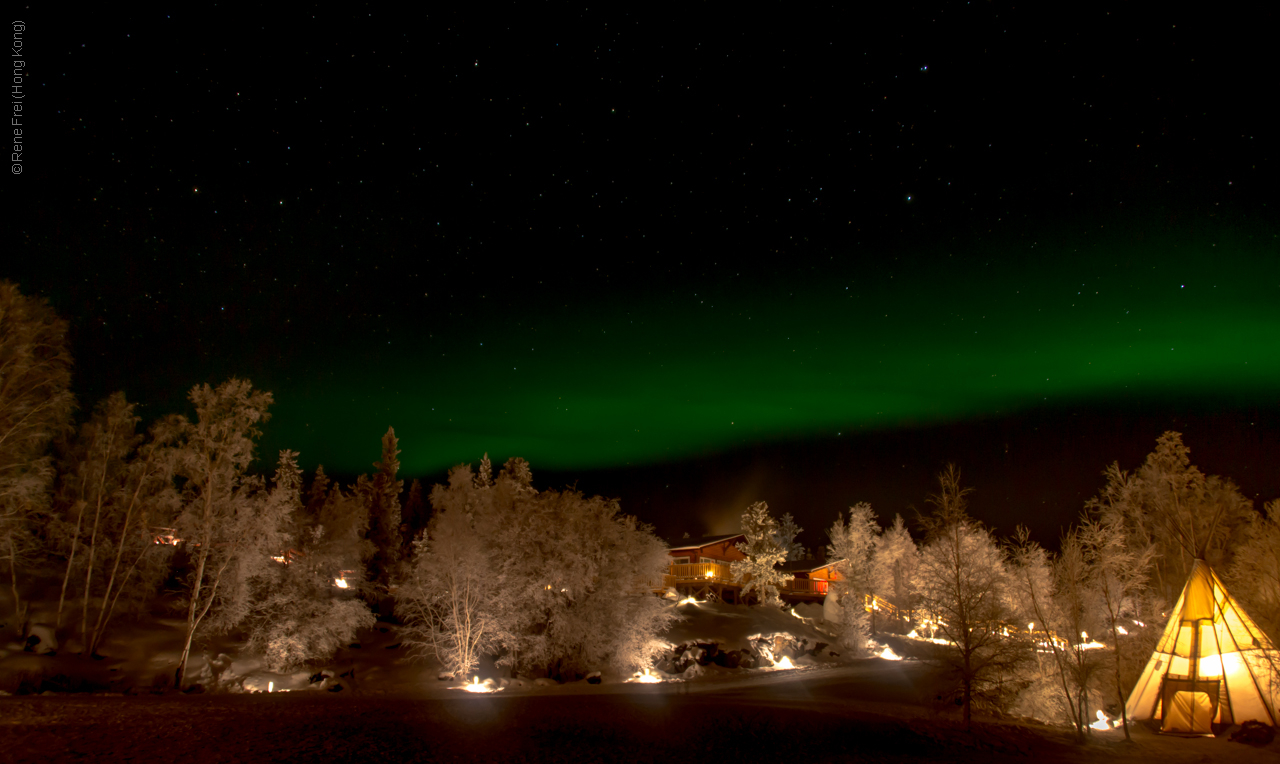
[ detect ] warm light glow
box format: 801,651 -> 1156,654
1028,622 -> 1035,631
1081,630 -> 1088,640
704,570 -> 714,579
875,645 -> 903,661
1090,710 -> 1116,731
268,681 -> 274,693
631,668 -> 661,683
333,577 -> 349,588
678,596 -> 699,606
460,676 -> 500,693
773,655 -> 796,670
1116,625 -> 1128,635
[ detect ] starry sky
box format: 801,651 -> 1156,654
12,5 -> 1279,547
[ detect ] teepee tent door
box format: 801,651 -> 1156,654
1160,678 -> 1219,734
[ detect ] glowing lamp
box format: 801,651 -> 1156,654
633,669 -> 661,684
334,577 -> 349,588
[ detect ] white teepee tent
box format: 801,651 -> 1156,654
1126,559 -> 1279,735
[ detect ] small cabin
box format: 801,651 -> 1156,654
779,559 -> 842,602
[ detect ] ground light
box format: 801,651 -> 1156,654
1090,710 -> 1122,731
629,668 -> 662,683
458,676 -> 501,693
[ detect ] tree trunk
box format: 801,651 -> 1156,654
175,544 -> 210,688
6,533 -> 28,637
55,490 -> 87,630
1110,618 -> 1132,741
88,473 -> 147,655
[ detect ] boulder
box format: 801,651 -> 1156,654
1230,721 -> 1276,746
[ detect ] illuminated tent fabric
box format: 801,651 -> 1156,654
1125,559 -> 1279,735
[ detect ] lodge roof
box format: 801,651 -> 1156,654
779,558 -> 842,573
667,533 -> 746,552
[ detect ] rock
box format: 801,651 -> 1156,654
1230,720 -> 1276,746
532,677 -> 557,687
183,683 -> 205,694
25,624 -> 58,654
586,672 -> 602,685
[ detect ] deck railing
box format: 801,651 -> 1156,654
666,561 -> 737,584
780,578 -> 830,595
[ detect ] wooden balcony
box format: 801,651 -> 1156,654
663,561 -> 737,588
780,578 -> 830,595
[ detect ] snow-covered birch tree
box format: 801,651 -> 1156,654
53,394 -> 182,654
398,476 -> 499,680
1008,527 -> 1093,739
913,465 -> 1026,730
731,501 -> 787,607
1079,507 -> 1154,741
172,379 -> 283,688
0,282 -> 75,635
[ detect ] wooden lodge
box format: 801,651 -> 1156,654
663,534 -> 747,603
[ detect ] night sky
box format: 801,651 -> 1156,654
12,6 -> 1279,547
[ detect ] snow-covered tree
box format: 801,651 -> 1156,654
913,465 -> 1027,729
1008,527 -> 1092,739
0,282 -> 75,634
491,486 -> 676,678
731,501 -> 787,607
1227,498 -> 1280,644
777,512 -> 806,561
400,459 -> 676,681
244,453 -> 375,672
398,480 -> 499,679
1108,433 -> 1253,602
827,502 -> 880,654
475,453 -> 493,489
870,513 -> 917,609
1079,506 -> 1155,741
1226,499 -> 1280,695
52,394 -> 182,654
172,379 -> 285,688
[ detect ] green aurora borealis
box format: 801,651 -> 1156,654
261,232 -> 1279,477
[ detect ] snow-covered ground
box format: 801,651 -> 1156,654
3,588 -> 1276,763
